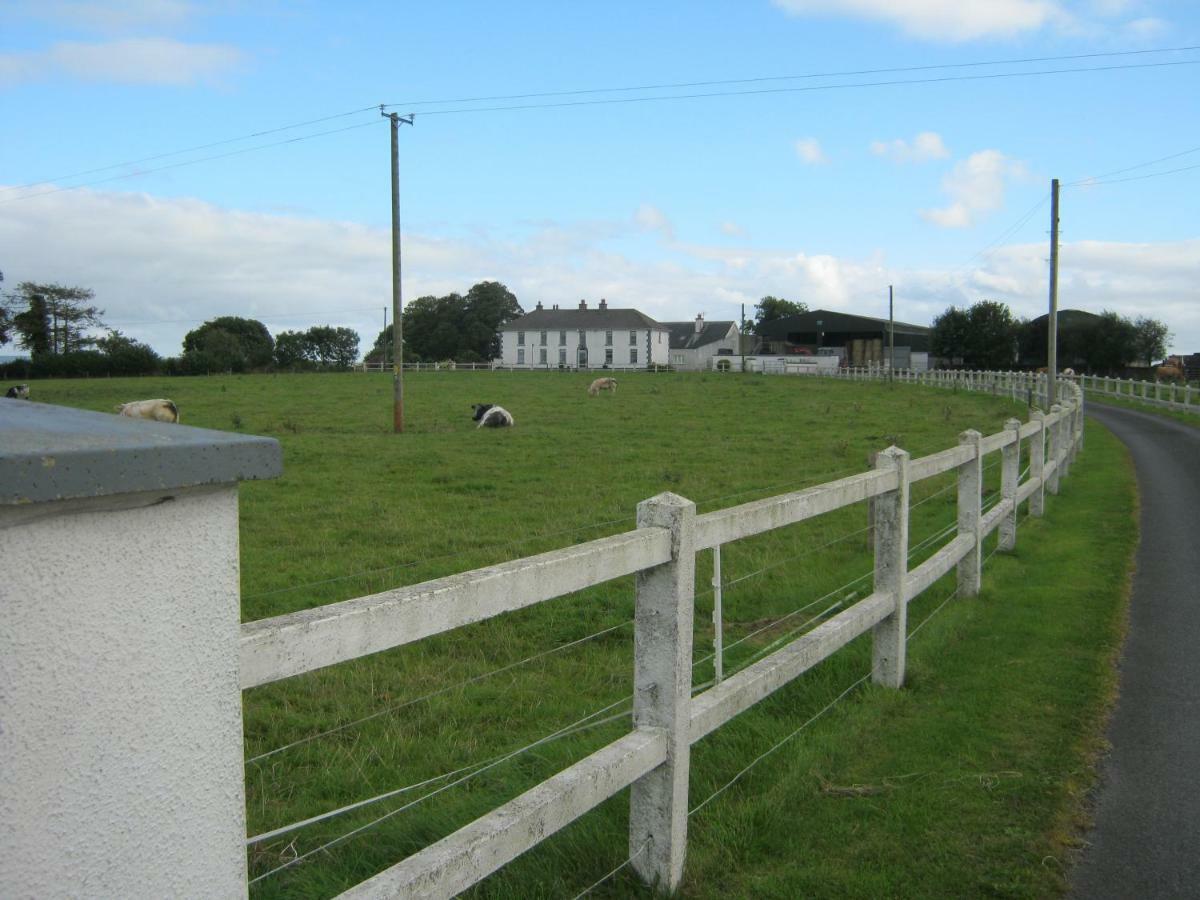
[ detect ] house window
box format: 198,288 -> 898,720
539,331 -> 547,346
605,330 -> 613,346
539,348 -> 547,365
578,329 -> 586,345
630,348 -> 638,364
605,348 -> 614,365
517,331 -> 525,346
559,347 -> 567,365
559,330 -> 567,346
657,332 -> 662,344
517,348 -> 525,364
629,330 -> 637,345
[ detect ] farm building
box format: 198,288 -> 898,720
755,308 -> 931,369
497,299 -> 670,369
665,314 -> 740,370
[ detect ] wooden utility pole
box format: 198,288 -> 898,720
1047,178 -> 1060,410
383,108 -> 414,433
888,284 -> 895,383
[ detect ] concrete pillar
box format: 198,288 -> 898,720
1030,410 -> 1046,517
630,492 -> 696,892
0,401 -> 281,899
999,418 -> 1021,552
871,446 -> 910,688
957,429 -> 983,598
1047,404 -> 1063,495
1059,401 -> 1073,479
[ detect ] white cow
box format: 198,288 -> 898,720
116,399 -> 180,423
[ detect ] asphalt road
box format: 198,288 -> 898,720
1070,403 -> 1200,899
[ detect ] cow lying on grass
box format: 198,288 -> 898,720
116,399 -> 180,423
471,403 -> 514,428
588,377 -> 617,396
5,384 -> 30,399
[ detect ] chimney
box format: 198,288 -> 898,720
535,301 -> 543,310
578,299 -> 587,310
694,313 -> 705,334
598,298 -> 608,311
552,303 -> 558,310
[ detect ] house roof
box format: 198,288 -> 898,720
665,321 -> 737,350
502,307 -> 666,331
757,308 -> 929,338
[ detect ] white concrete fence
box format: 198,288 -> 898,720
1074,371 -> 1197,415
2,373 -> 1084,898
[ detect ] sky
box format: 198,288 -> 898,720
1,0 -> 1198,359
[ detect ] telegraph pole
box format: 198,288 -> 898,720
383,107 -> 414,433
1047,178 -> 1060,409
888,284 -> 895,384
382,306 -> 388,371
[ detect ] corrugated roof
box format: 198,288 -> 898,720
502,307 -> 666,330
757,308 -> 929,337
665,321 -> 737,350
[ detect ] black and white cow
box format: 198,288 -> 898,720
471,403 -> 514,428
5,384 -> 30,400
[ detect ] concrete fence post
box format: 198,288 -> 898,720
1029,410 -> 1046,517
630,491 -> 696,893
1047,404 -> 1063,495
957,429 -> 983,598
1059,401 -> 1074,480
999,418 -> 1021,552
0,402 -> 281,898
871,446 -> 910,688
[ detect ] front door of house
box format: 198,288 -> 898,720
577,347 -> 588,368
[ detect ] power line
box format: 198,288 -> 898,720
1069,159 -> 1200,187
0,118 -> 385,205
0,105 -> 381,196
386,59 -> 1200,118
104,306 -> 385,327
1065,143 -> 1200,186
383,45 -> 1200,109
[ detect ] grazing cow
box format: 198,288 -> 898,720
5,384 -> 30,399
1061,367 -> 1076,377
587,377 -> 617,396
471,403 -> 514,428
1155,364 -> 1186,384
116,399 -> 180,423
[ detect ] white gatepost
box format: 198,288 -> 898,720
957,430 -> 983,598
1059,401 -> 1073,480
1029,410 -> 1046,517
999,418 -> 1021,552
1047,404 -> 1063,496
630,492 -> 696,893
871,446 -> 910,688
0,401 -> 281,899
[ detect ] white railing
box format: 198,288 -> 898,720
1075,371 -> 1197,415
239,373 -> 1084,897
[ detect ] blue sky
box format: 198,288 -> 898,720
2,1 -> 1197,358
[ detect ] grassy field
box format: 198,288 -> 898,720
30,371 -> 1135,897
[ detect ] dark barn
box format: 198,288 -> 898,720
755,309 -> 931,367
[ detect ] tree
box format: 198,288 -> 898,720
1131,316 -> 1171,367
305,325 -> 359,368
752,296 -> 808,332
273,330 -> 312,369
8,282 -> 105,355
930,306 -> 970,366
183,316 -> 274,372
0,270 -> 9,346
462,281 -> 523,359
95,329 -> 161,376
963,300 -> 1018,370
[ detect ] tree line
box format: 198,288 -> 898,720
930,300 -> 1171,373
0,279 -> 361,378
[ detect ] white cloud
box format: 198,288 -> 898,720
720,221 -> 746,237
5,1 -> 197,32
0,38 -> 244,86
771,0 -> 1065,41
870,131 -> 950,163
794,137 -> 828,165
920,150 -> 1027,228
634,203 -> 675,240
1,186 -> 1195,357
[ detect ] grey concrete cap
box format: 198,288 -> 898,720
0,400 -> 282,505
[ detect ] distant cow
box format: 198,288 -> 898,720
116,399 -> 180,423
5,384 -> 30,400
588,377 -> 617,396
471,403 -> 514,428
1155,364 -> 1186,384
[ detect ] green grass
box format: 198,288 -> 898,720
29,372 -> 1134,897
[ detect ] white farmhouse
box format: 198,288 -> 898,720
497,299 -> 670,369
665,314 -> 740,370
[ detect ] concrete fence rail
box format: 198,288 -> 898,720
1,371 -> 1084,899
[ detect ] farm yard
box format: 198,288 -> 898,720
31,371 -> 1135,898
